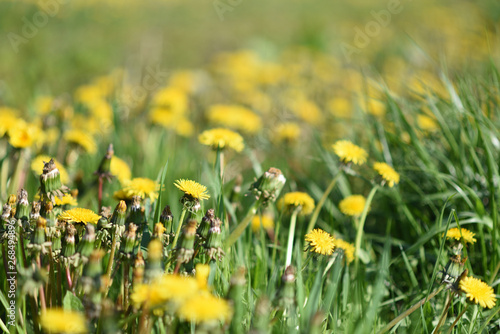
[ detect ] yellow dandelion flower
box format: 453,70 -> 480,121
251,214 -> 275,233
417,114 -> 439,132
290,98 -> 321,125
31,155 -> 70,184
373,162 -> 400,187
74,84 -> 105,105
34,96 -> 54,115
273,122 -> 301,144
58,208 -> 101,225
332,238 -> 355,264
328,97 -> 352,119
362,98 -> 386,117
110,156 -> 132,184
54,194 -> 78,207
332,140 -> 368,165
177,292 -> 232,324
445,228 -> 476,244
115,178 -> 159,201
339,195 -> 366,216
8,122 -> 43,149
39,308 -> 87,334
152,87 -> 188,113
459,276 -> 496,309
195,264 -> 210,291
207,104 -> 262,134
64,129 -> 97,154
305,229 -> 335,255
0,108 -> 21,137
174,179 -> 210,200
279,192 -> 315,215
130,283 -> 167,308
198,128 -> 245,152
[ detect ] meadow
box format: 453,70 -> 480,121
0,0 -> 500,333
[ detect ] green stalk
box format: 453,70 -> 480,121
306,173 -> 341,233
467,305 -> 479,333
377,286 -> 444,334
354,186 -> 378,272
433,291 -> 453,333
285,209 -> 300,267
105,227 -> 118,289
446,305 -> 468,334
170,208 -> 187,250
225,199 -> 262,248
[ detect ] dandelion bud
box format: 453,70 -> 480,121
205,217 -> 224,261
440,243 -> 466,288
250,167 -> 286,206
110,200 -> 127,235
120,223 -> 138,256
133,251 -> 145,286
81,250 -> 104,295
7,194 -> 17,217
15,189 -> 29,221
51,221 -> 62,254
153,222 -> 166,242
44,202 -> 56,229
145,239 -> 163,281
128,196 -> 145,228
30,201 -> 41,223
33,217 -> 47,246
197,208 -> 215,240
176,219 -> 197,264
230,174 -> 243,207
2,204 -> 11,222
278,266 -> 296,311
62,224 -> 77,258
77,224 -> 96,260
251,297 -> 271,334
228,267 -> 246,334
160,205 -> 173,233
40,159 -> 68,202
95,144 -> 114,180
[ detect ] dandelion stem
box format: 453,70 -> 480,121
285,209 -> 300,267
378,286 -> 444,334
36,255 -> 47,312
171,208 -> 187,251
354,186 -> 378,272
225,199 -> 262,248
433,291 -> 453,333
97,176 -> 104,211
446,305 -> 468,334
306,173 -> 341,233
105,227 -> 118,289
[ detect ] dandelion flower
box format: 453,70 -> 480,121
54,194 -> 78,207
8,122 -> 42,149
195,264 -> 210,290
177,292 -> 233,324
373,162 -> 400,187
332,238 -> 355,264
110,156 -> 132,184
417,114 -> 439,132
445,228 -> 476,244
34,96 -> 54,115
459,276 -> 496,309
64,129 -> 97,154
305,229 -> 335,255
339,195 -> 366,216
115,178 -> 159,201
59,208 -> 101,225
174,179 -> 210,200
332,140 -> 368,165
207,104 -> 262,134
0,107 -> 21,137
273,122 -> 301,143
279,192 -> 315,215
251,214 -> 275,233
198,128 -> 245,152
31,155 -> 70,184
39,308 -> 87,334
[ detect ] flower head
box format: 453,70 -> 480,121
445,228 -> 476,244
174,179 -> 210,200
198,128 -> 245,152
39,308 -> 87,334
8,122 -> 43,148
373,162 -> 400,187
54,194 -> 78,207
305,229 -> 335,255
332,140 -> 368,165
207,104 -> 262,134
339,195 -> 366,216
459,276 -> 496,309
332,238 -> 355,264
110,156 -> 132,183
64,129 -> 97,154
59,208 -> 101,225
251,214 -> 275,233
115,177 -> 159,201
177,292 -> 233,324
279,192 -> 315,215
273,122 -> 301,144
